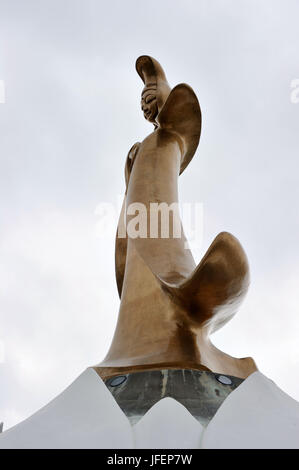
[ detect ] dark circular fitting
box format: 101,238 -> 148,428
217,375 -> 232,385
108,375 -> 127,387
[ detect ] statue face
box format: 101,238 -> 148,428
141,86 -> 158,123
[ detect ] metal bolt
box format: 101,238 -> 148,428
108,375 -> 127,387
217,375 -> 232,385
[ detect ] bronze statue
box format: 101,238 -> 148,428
94,56 -> 257,380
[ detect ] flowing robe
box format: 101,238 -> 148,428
96,84 -> 256,379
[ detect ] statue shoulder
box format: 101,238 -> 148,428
156,84 -> 202,174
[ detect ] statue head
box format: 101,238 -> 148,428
140,84 -> 158,123
136,56 -> 171,125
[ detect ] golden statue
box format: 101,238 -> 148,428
95,56 -> 257,380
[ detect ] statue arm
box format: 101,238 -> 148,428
125,142 -> 141,190
115,141 -> 141,297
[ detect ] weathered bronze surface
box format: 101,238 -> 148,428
94,56 -> 257,380
105,369 -> 244,427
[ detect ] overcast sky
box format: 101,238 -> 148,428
1,0 -> 299,430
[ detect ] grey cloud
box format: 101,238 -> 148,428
0,0 -> 299,429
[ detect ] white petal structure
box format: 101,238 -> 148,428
0,369 -> 133,449
133,397 -> 203,449
202,372 -> 299,449
1,369 -> 299,448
